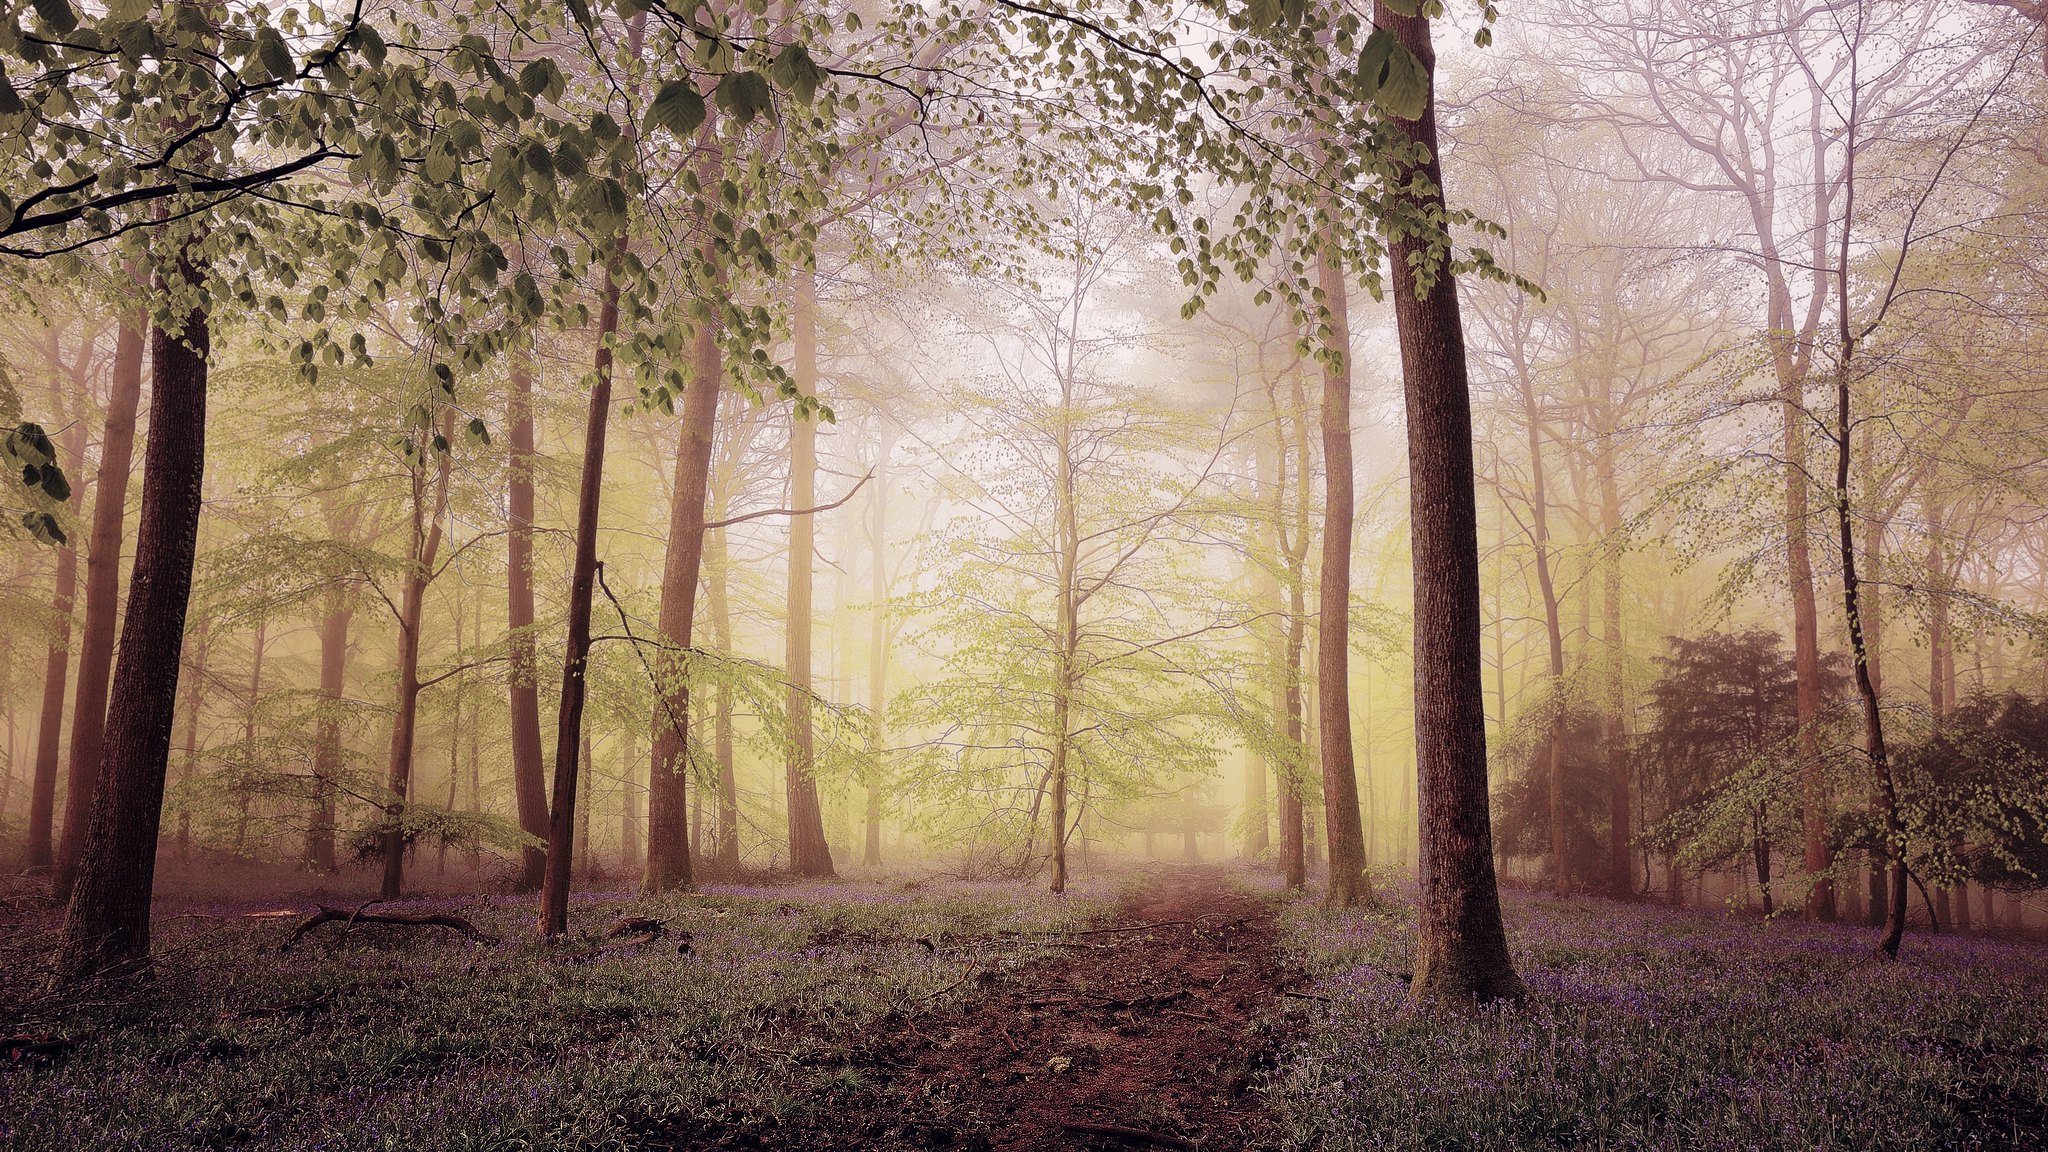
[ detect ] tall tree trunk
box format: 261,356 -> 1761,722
864,419 -> 895,867
505,341 -> 550,891
1510,345 -> 1570,896
784,271 -> 836,877
52,313 -> 144,896
1377,1 -> 1525,1004
307,593 -> 350,872
1783,323 -> 1834,927
539,203 -> 633,936
56,273 -> 209,980
622,726 -> 641,871
25,492 -> 80,874
644,217 -> 724,895
1048,372 -> 1080,895
1598,434 -> 1631,896
234,617 -> 266,856
1316,246 -> 1371,908
1278,371 -> 1313,889
174,620 -> 208,861
706,522 -> 741,871
378,413 -> 452,900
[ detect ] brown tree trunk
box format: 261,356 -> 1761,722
56,278 -> 209,980
784,271 -> 835,878
1509,343 -> 1570,896
539,214 -> 631,936
644,230 -> 723,895
52,312 -> 144,897
622,726 -> 641,871
505,341 -> 550,891
1377,1 -> 1525,1004
1598,423 -> 1632,895
1784,338 -> 1834,926
378,413 -> 452,900
864,419 -> 896,867
174,620 -> 209,861
705,522 -> 742,871
307,593 -> 351,872
25,496 -> 80,874
234,617 -> 267,856
1048,375 -> 1080,895
1316,246 -> 1371,908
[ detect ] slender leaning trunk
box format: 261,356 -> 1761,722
864,420 -> 895,867
1377,0 -> 1524,1004
377,419 -> 450,900
53,314 -> 145,898
307,594 -> 351,871
25,507 -> 79,874
57,276 -> 209,980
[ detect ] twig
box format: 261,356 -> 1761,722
1059,1120 -> 1192,1149
1280,989 -> 1334,1004
281,902 -> 499,950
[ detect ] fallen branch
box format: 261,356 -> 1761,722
1060,1120 -> 1192,1149
1281,989 -> 1334,1004
1061,919 -> 1196,937
281,901 -> 499,950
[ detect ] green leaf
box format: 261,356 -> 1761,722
1376,40 -> 1430,119
466,417 -> 491,445
644,80 -> 706,137
38,461 -> 70,502
354,21 -> 388,68
30,0 -> 78,34
714,70 -> 773,125
22,510 -> 65,547
769,44 -> 823,105
254,27 -> 295,83
1356,28 -> 1396,100
0,71 -> 22,118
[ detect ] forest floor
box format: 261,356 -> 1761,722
0,861 -> 1296,1151
6,863 -> 2047,1150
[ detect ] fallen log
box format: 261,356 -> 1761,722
281,901 -> 499,950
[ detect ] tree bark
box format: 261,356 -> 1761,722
1377,1 -> 1525,1004
52,311 -> 144,897
539,216 -> 631,937
864,418 -> 896,867
1508,340 -> 1570,896
784,270 -> 836,877
1598,428 -> 1632,896
234,616 -> 267,856
505,340 -> 550,891
56,275 -> 209,979
377,412 -> 452,900
1315,246 -> 1371,908
644,229 -> 723,895
306,592 -> 351,872
25,482 -> 80,874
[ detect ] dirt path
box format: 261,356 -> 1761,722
720,865 -> 1290,1151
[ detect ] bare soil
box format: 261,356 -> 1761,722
660,864 -> 1292,1151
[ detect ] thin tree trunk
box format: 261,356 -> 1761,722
377,410 -> 451,901
1377,0 -> 1525,1005
53,312 -> 144,896
1509,343 -> 1570,896
506,340 -> 550,891
622,726 -> 641,871
1598,415 -> 1632,895
539,134 -> 638,930
234,617 -> 266,856
1049,370 -> 1080,895
864,419 -> 895,867
174,620 -> 208,862
784,270 -> 835,877
25,495 -> 79,874
1316,245 -> 1371,908
706,524 -> 741,871
57,272 -> 209,980
307,593 -> 350,871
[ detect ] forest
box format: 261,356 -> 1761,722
1,0 -> 2045,1148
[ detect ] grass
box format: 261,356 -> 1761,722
1266,882 -> 2048,1151
0,876 -> 1112,1151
